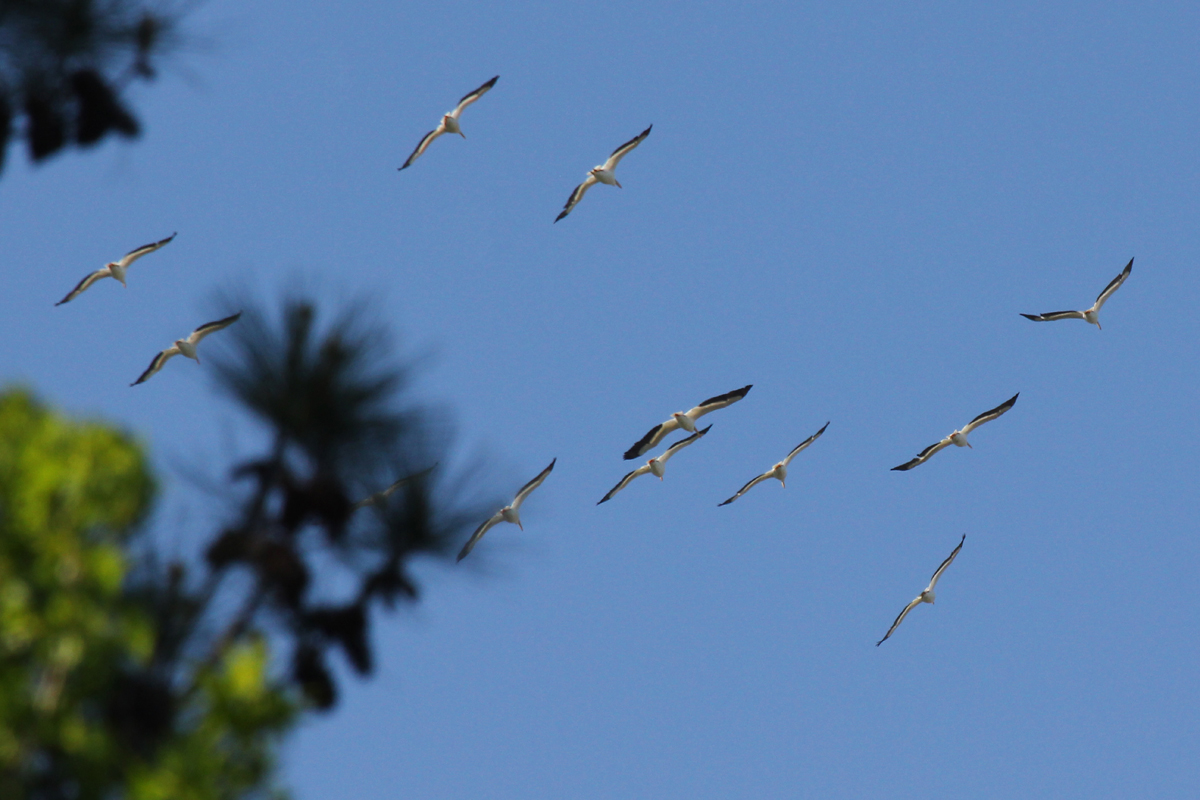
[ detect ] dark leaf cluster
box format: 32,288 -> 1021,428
0,0 -> 180,171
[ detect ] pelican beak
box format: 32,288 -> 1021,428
615,179 -> 623,189
966,442 -> 973,449
781,481 -> 786,489
518,522 -> 523,531
459,131 -> 466,139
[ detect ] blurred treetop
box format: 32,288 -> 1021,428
0,296 -> 500,798
0,0 -> 182,173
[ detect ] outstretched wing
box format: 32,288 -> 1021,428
600,125 -> 652,171
961,392 -> 1018,435
876,596 -> 923,646
1020,310 -> 1086,322
449,75 -> 498,119
186,312 -> 242,345
457,511 -> 505,562
927,534 -> 965,592
554,174 -> 598,222
117,232 -> 176,268
1094,257 -> 1133,311
130,347 -> 180,386
399,126 -> 445,170
55,268 -> 108,306
782,421 -> 830,466
352,463 -> 438,510
623,417 -> 681,461
511,458 -> 556,510
597,465 -> 650,505
685,384 -> 753,423
657,424 -> 712,465
891,438 -> 952,471
718,472 -> 771,506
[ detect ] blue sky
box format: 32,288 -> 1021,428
4,1 -> 1200,797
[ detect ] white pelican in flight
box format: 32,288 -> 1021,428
718,421 -> 829,506
891,393 -> 1018,471
130,312 -> 242,385
624,384 -> 751,460
457,458 -> 555,562
352,464 -> 438,511
398,76 -> 499,170
1021,257 -> 1133,330
599,426 -> 711,505
877,534 -> 965,646
55,232 -> 176,306
555,125 -> 652,222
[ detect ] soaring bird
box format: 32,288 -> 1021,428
352,464 -> 438,511
555,125 -> 652,222
457,458 -> 555,562
56,232 -> 176,306
624,384 -> 751,460
718,421 -> 829,506
891,393 -> 1019,471
599,426 -> 711,505
398,76 -> 499,170
1021,257 -> 1133,329
877,534 -> 965,646
130,312 -> 242,385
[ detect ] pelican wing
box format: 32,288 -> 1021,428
927,534 -> 965,592
623,417 -> 681,461
399,125 -> 446,170
457,511 -> 504,562
117,232 -> 176,268
1020,310 -> 1086,322
352,463 -> 438,510
131,346 -> 180,386
55,268 -> 109,306
597,464 -> 651,504
876,596 -> 923,646
600,125 -> 652,171
891,438 -> 953,471
684,384 -> 753,423
718,472 -> 771,506
782,421 -> 830,466
448,75 -> 498,119
961,392 -> 1019,435
186,312 -> 243,345
1093,257 -> 1133,311
511,458 -> 556,511
657,425 -> 712,465
554,174 -> 599,222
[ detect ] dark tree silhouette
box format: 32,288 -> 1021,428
194,296 -> 497,709
0,0 -> 181,171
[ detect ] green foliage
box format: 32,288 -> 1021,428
0,390 -> 295,800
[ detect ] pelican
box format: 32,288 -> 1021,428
877,534 -> 965,646
624,384 -> 751,460
457,458 -> 555,562
398,75 -> 499,170
555,125 -> 652,222
1021,257 -> 1133,329
891,393 -> 1019,471
55,232 -> 176,306
352,464 -> 438,511
718,421 -> 829,506
130,312 -> 242,385
599,425 -> 711,505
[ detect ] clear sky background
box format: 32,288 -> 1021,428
4,1 -> 1200,797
